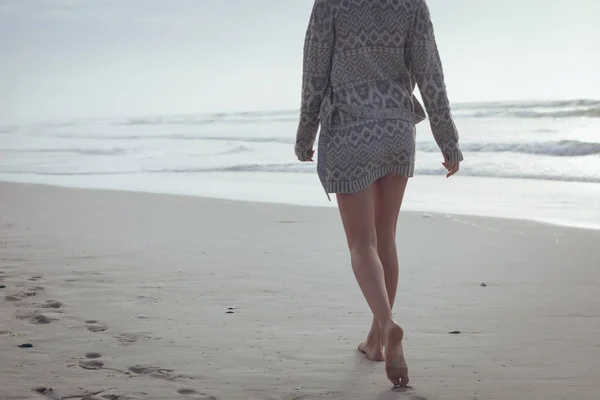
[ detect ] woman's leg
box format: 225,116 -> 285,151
336,179 -> 409,387
360,174 -> 409,360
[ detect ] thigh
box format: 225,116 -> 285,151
336,185 -> 378,249
374,174 -> 409,239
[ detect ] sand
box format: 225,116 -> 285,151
1,181 -> 599,400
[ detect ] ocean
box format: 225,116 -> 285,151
1,99 -> 599,229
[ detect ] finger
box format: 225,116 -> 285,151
447,166 -> 459,178
444,164 -> 453,177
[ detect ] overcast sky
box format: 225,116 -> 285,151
1,0 -> 599,120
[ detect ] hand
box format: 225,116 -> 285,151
298,148 -> 315,162
442,161 -> 459,178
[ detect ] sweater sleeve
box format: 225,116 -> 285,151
408,0 -> 463,163
295,0 -> 335,161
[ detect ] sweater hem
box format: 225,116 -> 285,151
321,163 -> 414,195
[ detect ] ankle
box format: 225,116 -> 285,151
383,319 -> 404,334
377,316 -> 394,333
366,331 -> 382,344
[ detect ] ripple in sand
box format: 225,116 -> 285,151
177,388 -> 217,400
86,321 -> 108,332
128,365 -> 191,381
114,332 -> 154,346
136,295 -> 161,303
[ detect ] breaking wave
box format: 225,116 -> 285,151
419,140 -> 600,157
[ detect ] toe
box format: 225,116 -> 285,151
401,375 -> 410,387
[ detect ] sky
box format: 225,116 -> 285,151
1,0 -> 599,120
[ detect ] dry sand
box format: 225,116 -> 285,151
1,181 -> 599,400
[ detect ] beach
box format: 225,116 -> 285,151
2,181 -> 599,400
2,100 -> 600,230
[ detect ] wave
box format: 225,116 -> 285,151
4,100 -> 598,139
114,112 -> 299,126
30,132 -> 295,144
9,134 -> 598,158
146,164 -> 306,174
200,135 -> 293,144
418,140 -> 600,157
455,99 -> 600,110
1,148 -> 128,156
1,170 -> 135,176
0,126 -> 17,134
5,100 -> 599,134
113,99 -> 600,124
453,99 -> 600,119
4,162 -> 599,184
31,133 -> 210,141
2,145 -> 253,157
150,164 -> 600,184
114,100 -> 600,124
459,108 -> 600,119
216,145 -> 254,155
415,169 -> 600,184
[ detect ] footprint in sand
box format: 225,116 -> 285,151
33,387 -> 61,400
40,300 -> 63,309
128,365 -> 191,381
79,359 -> 105,370
86,320 -> 108,332
136,295 -> 161,303
5,286 -> 44,301
113,333 -> 153,346
15,309 -> 54,324
33,387 -> 120,400
30,313 -> 53,324
281,395 -> 309,400
177,388 -> 217,400
75,352 -> 132,377
101,395 -> 146,400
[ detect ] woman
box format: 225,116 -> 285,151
294,0 -> 463,388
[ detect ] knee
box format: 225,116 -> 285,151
376,230 -> 396,250
348,240 -> 378,257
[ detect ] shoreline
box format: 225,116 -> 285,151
2,177 -> 599,232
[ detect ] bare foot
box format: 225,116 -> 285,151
384,323 -> 409,387
358,341 -> 385,362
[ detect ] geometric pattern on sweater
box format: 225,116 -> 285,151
295,0 -> 464,194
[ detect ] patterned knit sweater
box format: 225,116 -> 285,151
295,0 -> 464,194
